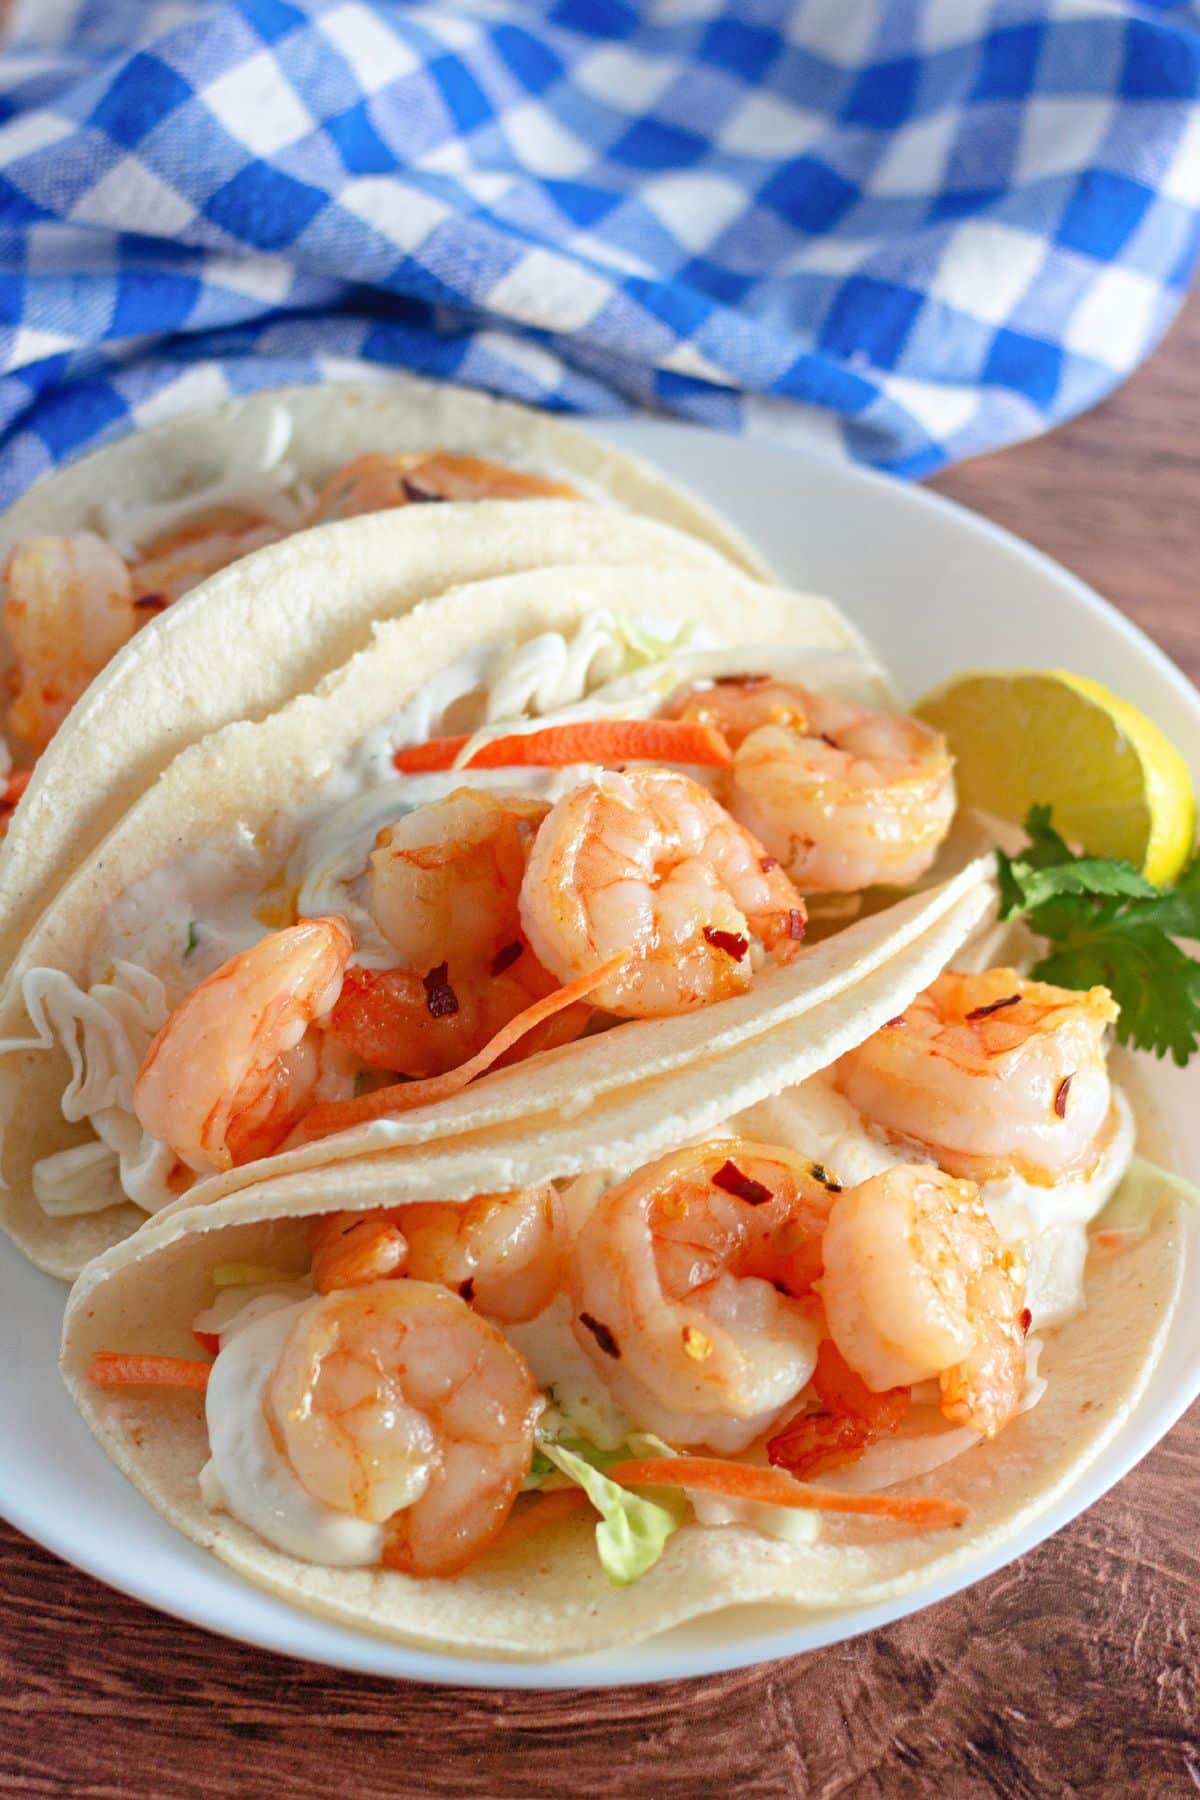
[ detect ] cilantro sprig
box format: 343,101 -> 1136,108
997,805 -> 1200,1066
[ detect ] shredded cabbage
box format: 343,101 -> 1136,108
536,1437 -> 684,1587
455,632 -> 890,771
0,962 -> 178,1217
192,1283 -> 313,1345
30,1140 -> 125,1218
97,404 -> 304,558
1096,1154 -> 1200,1242
483,610 -> 700,728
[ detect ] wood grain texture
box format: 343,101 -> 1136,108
2,301 -> 1199,1799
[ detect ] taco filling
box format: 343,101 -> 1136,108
83,960 -> 1150,1591
2,447 -> 579,761
10,606 -> 953,1223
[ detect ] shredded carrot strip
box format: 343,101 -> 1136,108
2,768 -> 32,806
499,1487 -> 592,1552
295,953 -> 628,1143
606,1457 -> 968,1529
88,1351 -> 211,1392
393,719 -> 733,775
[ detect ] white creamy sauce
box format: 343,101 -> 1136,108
509,1295 -> 631,1452
202,1297 -> 386,1568
90,825 -> 276,998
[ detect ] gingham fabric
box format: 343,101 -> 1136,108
1,0 -> 1198,507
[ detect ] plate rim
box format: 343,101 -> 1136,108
1,416 -> 1197,1688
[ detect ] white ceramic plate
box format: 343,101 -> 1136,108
1,421 -> 1196,1688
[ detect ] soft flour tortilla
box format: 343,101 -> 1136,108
0,562 -> 919,1277
60,1105 -> 1184,1661
0,491 -> 742,969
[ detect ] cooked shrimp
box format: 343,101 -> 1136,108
309,1186 -> 567,1322
266,1281 -> 542,1578
309,1208 -> 409,1293
134,917 -> 353,1174
669,676 -> 955,892
309,451 -> 578,523
368,788 -> 548,972
127,508 -> 284,605
767,1338 -> 910,1480
328,789 -> 588,1077
520,769 -> 807,1017
818,1164 -> 1027,1437
570,1141 -> 838,1451
2,513 -> 284,752
396,1187 -> 567,1323
836,968 -> 1119,1184
327,950 -> 589,1080
4,534 -> 139,752
0,767 -> 31,840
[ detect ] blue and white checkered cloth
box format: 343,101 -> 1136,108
0,0 -> 1198,507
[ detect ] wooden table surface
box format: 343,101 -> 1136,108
1,306 -> 1198,1800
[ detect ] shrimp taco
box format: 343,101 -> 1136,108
0,559 -> 973,1276
0,375 -> 761,960
60,939 -> 1186,1660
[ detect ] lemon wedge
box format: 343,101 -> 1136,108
915,669 -> 1196,885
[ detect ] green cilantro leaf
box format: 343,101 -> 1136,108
997,807 -> 1200,1065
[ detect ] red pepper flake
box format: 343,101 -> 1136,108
1019,1308 -> 1033,1336
966,994 -> 1022,1022
760,856 -> 778,873
788,908 -> 805,941
716,672 -> 771,689
401,477 -> 447,504
490,940 -> 523,977
1054,1074 -> 1074,1119
704,926 -> 749,962
883,1015 -> 908,1029
422,961 -> 459,1019
134,593 -> 167,613
579,1312 -> 620,1359
712,1159 -> 773,1206
458,1278 -> 476,1303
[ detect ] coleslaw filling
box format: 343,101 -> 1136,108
189,1100 -> 1069,1581
10,611 -> 880,1218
